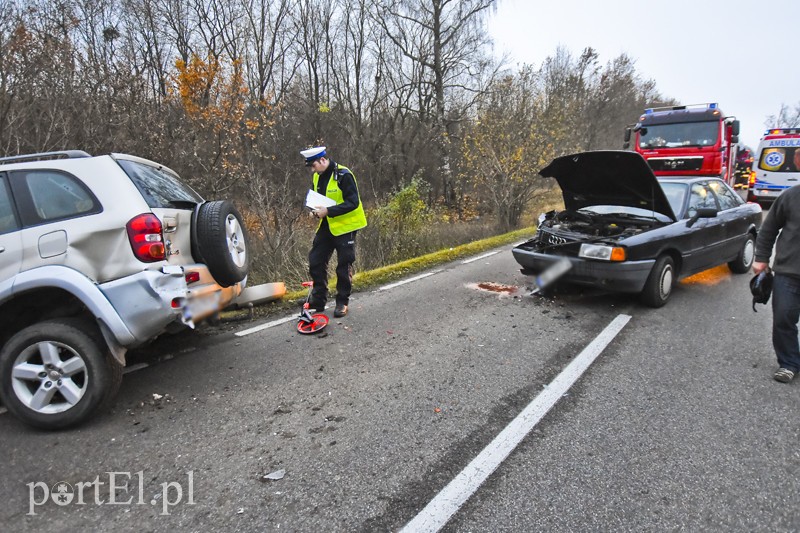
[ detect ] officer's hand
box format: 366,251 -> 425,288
312,206 -> 328,218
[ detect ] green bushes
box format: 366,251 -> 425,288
359,175 -> 433,266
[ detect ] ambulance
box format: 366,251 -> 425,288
748,128 -> 800,205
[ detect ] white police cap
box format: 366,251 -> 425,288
300,146 -> 327,165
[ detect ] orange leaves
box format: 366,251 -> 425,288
174,54 -> 221,117
173,54 -> 248,133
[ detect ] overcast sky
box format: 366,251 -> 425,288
487,0 -> 797,149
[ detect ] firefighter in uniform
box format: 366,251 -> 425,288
301,146 -> 367,318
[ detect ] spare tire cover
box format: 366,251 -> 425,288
195,200 -> 249,287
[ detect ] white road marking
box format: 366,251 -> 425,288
236,313 -> 304,336
378,270 -> 442,291
236,304 -> 333,336
400,313 -> 632,533
461,251 -> 500,264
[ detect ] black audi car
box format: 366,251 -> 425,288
512,151 -> 762,307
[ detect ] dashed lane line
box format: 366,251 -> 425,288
235,303 -> 334,337
461,250 -> 500,264
377,270 -> 442,291
237,248 -> 501,336
236,310 -> 321,337
237,267 -> 443,336
400,313 -> 632,533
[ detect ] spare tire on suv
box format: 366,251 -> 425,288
194,200 -> 249,287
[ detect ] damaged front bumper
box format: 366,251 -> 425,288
512,244 -> 655,294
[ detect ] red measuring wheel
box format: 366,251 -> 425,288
297,281 -> 329,334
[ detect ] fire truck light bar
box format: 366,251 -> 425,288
644,102 -> 718,114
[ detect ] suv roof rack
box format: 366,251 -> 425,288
0,150 -> 92,165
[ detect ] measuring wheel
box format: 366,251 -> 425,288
297,281 -> 328,334
297,312 -> 328,334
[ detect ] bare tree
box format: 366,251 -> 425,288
239,0 -> 298,105
371,0 -> 498,203
767,103 -> 800,129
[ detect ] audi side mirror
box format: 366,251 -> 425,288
686,207 -> 718,227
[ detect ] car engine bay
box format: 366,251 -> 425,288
537,209 -> 663,239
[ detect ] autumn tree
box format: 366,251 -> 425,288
172,53 -> 250,195
461,68 -> 563,230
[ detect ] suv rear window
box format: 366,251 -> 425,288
117,160 -> 203,208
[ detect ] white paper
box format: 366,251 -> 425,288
305,189 -> 337,209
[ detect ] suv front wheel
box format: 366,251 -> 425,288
0,319 -> 122,429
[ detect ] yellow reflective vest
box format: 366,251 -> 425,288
312,164 -> 368,236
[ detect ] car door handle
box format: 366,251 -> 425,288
0,246 -> 4,253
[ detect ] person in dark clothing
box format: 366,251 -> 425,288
753,184 -> 800,383
301,146 -> 367,318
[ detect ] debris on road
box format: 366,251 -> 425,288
261,469 -> 286,482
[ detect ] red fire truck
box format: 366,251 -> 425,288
624,103 -> 740,186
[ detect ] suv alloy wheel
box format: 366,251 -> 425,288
0,318 -> 122,429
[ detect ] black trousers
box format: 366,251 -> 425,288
308,226 -> 357,305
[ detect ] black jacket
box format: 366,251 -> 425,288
755,184 -> 800,277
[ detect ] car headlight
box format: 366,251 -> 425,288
579,243 -> 626,262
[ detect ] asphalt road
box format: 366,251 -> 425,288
1,242 -> 798,532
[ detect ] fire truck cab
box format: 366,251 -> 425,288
624,103 -> 740,186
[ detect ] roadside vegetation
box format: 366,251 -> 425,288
1,0 -> 672,287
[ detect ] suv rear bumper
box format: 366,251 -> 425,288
101,265 -> 242,342
9,264 -> 241,355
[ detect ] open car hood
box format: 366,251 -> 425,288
538,151 -> 677,221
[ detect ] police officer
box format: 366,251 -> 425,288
301,146 -> 367,318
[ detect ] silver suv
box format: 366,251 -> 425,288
0,150 -> 249,429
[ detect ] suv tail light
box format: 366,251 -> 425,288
126,213 -> 165,262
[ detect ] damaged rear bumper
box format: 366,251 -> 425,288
101,264 -> 243,343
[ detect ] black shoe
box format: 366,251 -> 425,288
333,304 -> 348,318
308,300 -> 326,312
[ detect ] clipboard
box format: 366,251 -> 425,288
305,189 -> 337,209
